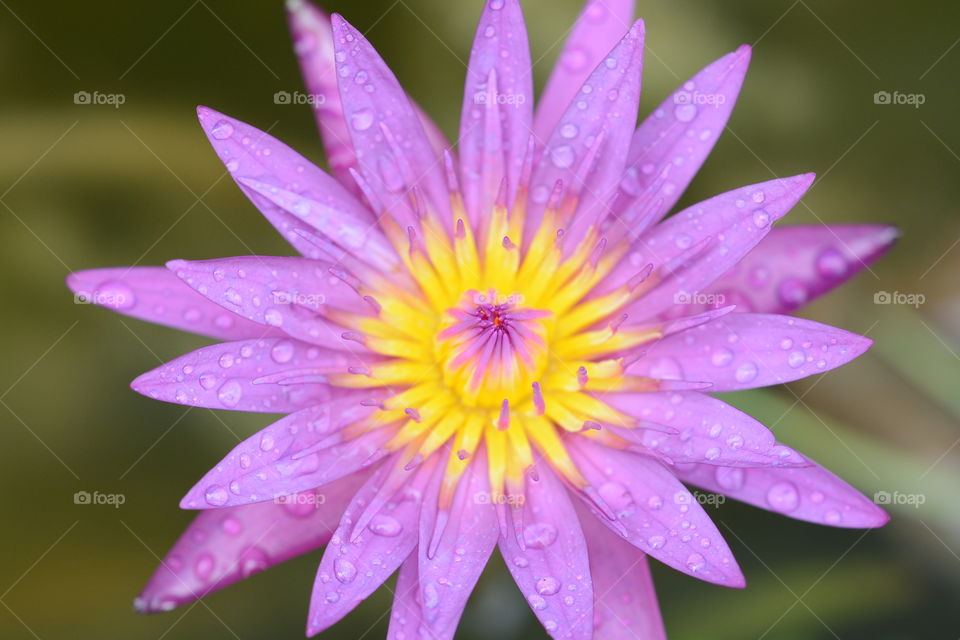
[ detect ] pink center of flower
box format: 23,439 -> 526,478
436,290 -> 551,407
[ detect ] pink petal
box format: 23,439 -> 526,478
598,392 -> 807,467
673,459 -> 889,528
195,106 -> 378,260
66,267 -> 280,341
135,470 -> 367,613
330,14 -> 451,232
609,173 -> 815,319
286,0 -> 358,193
499,464 -> 594,639
577,502 -> 666,640
524,20 -> 645,251
534,0 -> 635,142
693,224 -> 900,314
417,450 -> 498,637
180,396 -> 391,509
129,338 -> 366,412
608,45 -> 752,237
286,2 -> 451,181
625,313 -> 872,392
568,436 -> 745,587
307,455 -> 439,636
166,256 -> 373,351
458,0 -> 533,228
387,554 -> 428,639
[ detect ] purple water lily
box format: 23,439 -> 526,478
67,0 -> 895,637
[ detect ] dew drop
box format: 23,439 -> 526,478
535,576 -> 561,596
204,484 -> 229,506
766,481 -> 800,512
211,120 -> 234,140
350,109 -> 374,132
674,104 -> 697,122
368,514 -> 403,537
734,362 -> 758,384
217,380 -> 244,408
522,523 -> 558,549
334,558 -> 358,583
550,145 -> 576,169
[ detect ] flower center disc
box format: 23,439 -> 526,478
436,290 -> 551,408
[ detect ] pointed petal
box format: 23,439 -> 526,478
499,464 -> 594,639
286,0 -> 358,192
534,0 -> 635,142
66,267 -> 280,340
577,502 -> 666,640
569,437 -> 744,587
625,313 -> 872,392
458,0 -> 533,226
196,106 -> 378,260
599,392 -> 806,467
307,456 -> 439,636
167,256 -> 372,350
525,21 -> 645,250
608,173 -> 815,319
609,46 -> 752,235
694,224 -> 900,314
417,450 -> 498,637
674,459 -> 889,528
287,1 -> 451,192
129,338 -> 365,412
387,553 -> 428,639
330,14 -> 451,232
136,470 -> 367,613
180,397 -> 391,509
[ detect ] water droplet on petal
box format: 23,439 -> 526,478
211,120 -> 234,140
674,104 -> 697,122
350,109 -> 374,131
217,380 -> 244,408
734,362 -> 758,384
522,523 -> 558,549
368,514 -> 403,537
204,484 -> 229,506
536,576 -> 561,596
334,558 -> 358,583
550,145 -> 576,169
766,481 -> 800,512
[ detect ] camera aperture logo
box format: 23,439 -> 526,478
74,490 -> 126,508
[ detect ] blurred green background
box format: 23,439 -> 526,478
2,0 -> 959,638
